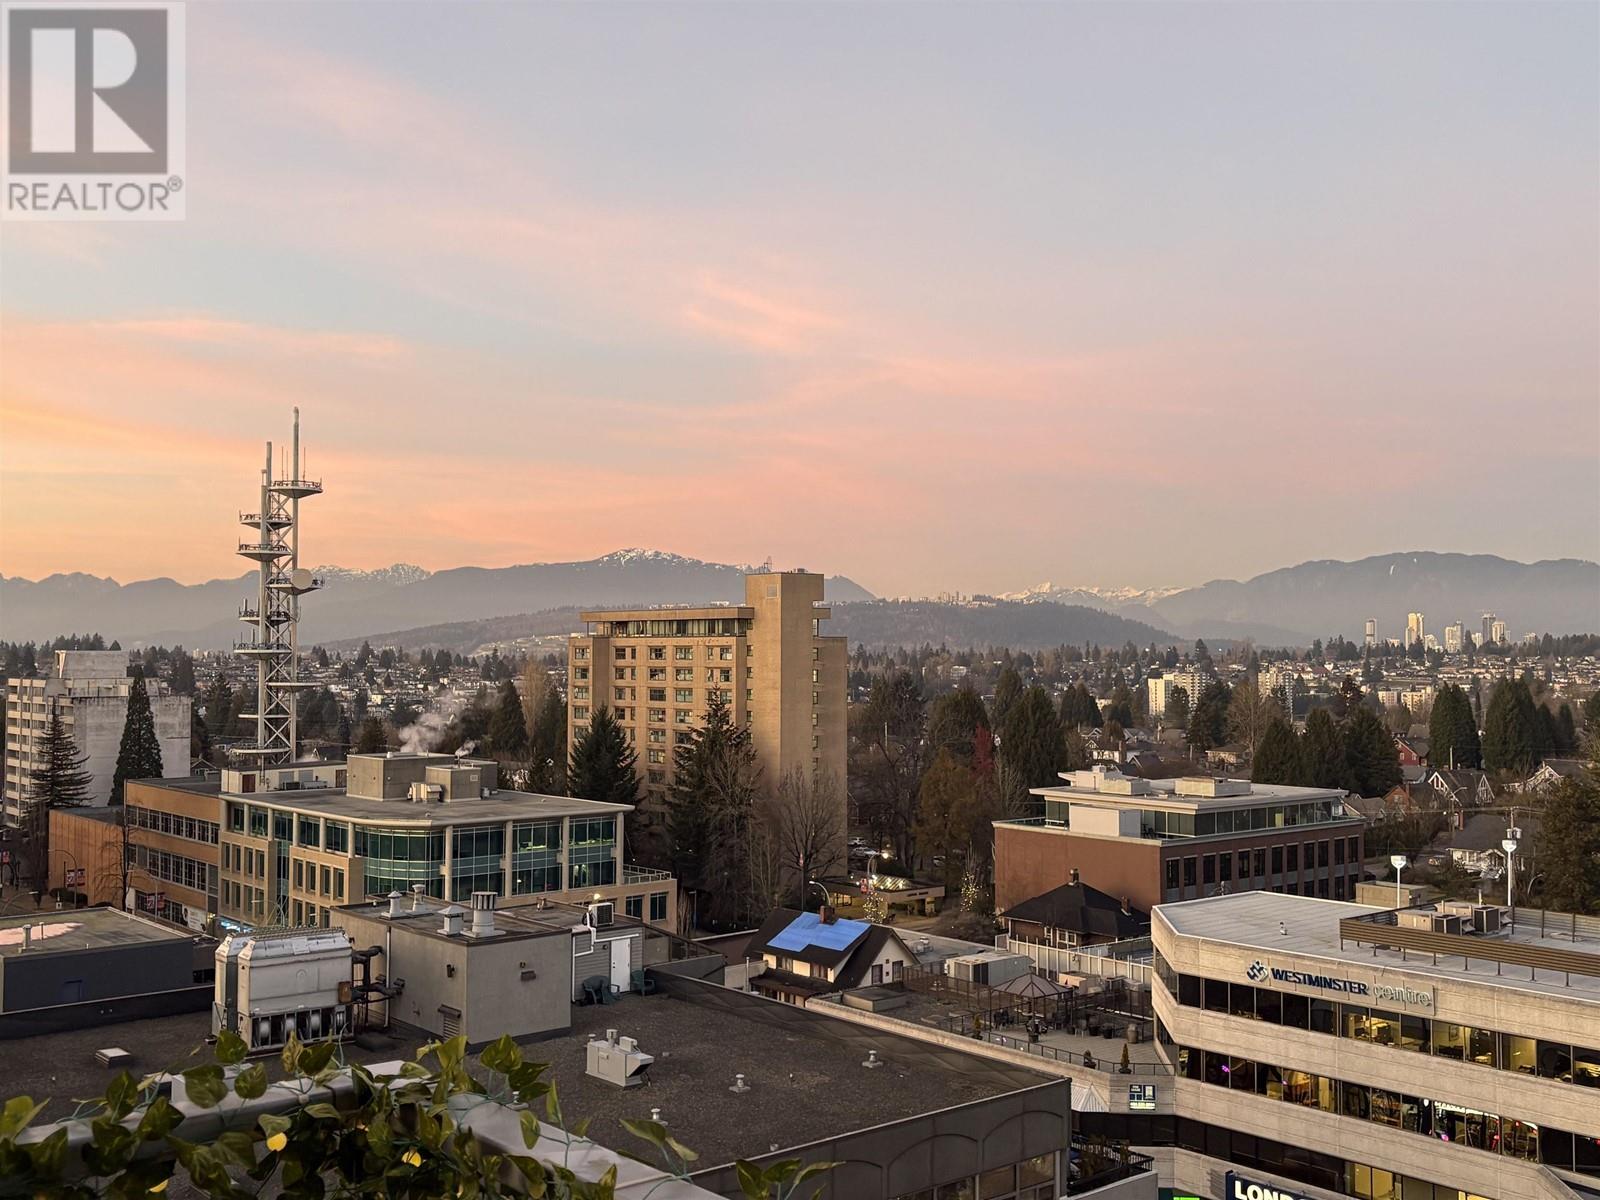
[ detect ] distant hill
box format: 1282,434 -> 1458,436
1010,553 -> 1599,644
0,550 -> 874,648
317,598 -> 1181,657
824,600 -> 1178,651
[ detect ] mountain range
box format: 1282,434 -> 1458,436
1,550 -> 1593,651
0,550 -> 872,649
1000,553 -> 1599,644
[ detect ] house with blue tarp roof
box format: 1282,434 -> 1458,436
745,906 -> 915,1004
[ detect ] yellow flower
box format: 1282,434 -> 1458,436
402,1149 -> 424,1168
265,1132 -> 288,1153
149,1181 -> 169,1195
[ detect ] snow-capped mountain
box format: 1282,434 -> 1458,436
997,581 -> 1186,607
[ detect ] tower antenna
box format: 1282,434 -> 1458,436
232,409 -> 322,765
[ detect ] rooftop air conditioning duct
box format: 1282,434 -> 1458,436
586,1030 -> 653,1088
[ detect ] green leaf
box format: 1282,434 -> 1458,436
258,1111 -> 291,1138
366,1114 -> 392,1157
233,1063 -> 269,1101
481,1033 -> 522,1075
620,1118 -> 669,1153
103,1071 -> 138,1119
304,1102 -> 342,1120
665,1135 -> 700,1163
0,1096 -> 44,1139
136,1095 -> 180,1141
215,1129 -> 257,1170
519,1110 -> 541,1150
300,1040 -> 337,1075
214,1029 -> 248,1066
28,1126 -> 68,1177
281,1030 -> 303,1076
735,1160 -> 768,1199
182,1064 -> 228,1109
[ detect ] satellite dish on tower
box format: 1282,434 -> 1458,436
291,567 -> 315,591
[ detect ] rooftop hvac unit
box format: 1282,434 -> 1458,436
587,901 -> 614,929
1471,906 -> 1502,933
948,953 -> 1031,987
586,1030 -> 653,1088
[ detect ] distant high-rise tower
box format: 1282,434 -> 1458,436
1490,619 -> 1508,646
1364,618 -> 1377,649
233,410 -> 321,765
1444,622 -> 1464,654
1404,612 -> 1425,650
1481,613 -> 1496,647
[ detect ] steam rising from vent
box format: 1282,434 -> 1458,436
397,710 -> 451,754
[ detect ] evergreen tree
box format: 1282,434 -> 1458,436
1428,683 -> 1481,770
1164,685 -> 1190,727
1251,718 -> 1303,786
1556,704 -> 1578,753
991,666 -> 1024,728
1534,704 -> 1559,760
527,686 -> 568,795
487,679 -> 529,759
1301,708 -> 1350,790
1482,680 -> 1537,773
567,706 -> 640,806
1186,681 -> 1232,752
927,686 -> 990,763
999,685 -> 1065,790
664,695 -> 758,925
1536,756 -> 1600,913
204,677 -> 234,738
24,703 -> 92,896
354,716 -> 388,754
1344,704 -> 1401,796
1584,692 -> 1600,738
110,671 -> 164,805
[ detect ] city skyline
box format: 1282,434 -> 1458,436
2,2 -> 1596,596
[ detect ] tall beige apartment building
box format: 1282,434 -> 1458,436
567,571 -> 847,823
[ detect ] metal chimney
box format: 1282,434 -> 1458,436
468,891 -> 496,938
387,891 -> 404,918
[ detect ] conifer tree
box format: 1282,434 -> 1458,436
354,716 -> 388,754
1344,704 -> 1401,796
1482,679 -> 1537,773
24,703 -> 92,896
1536,743 -> 1600,913
991,666 -> 1024,728
110,671 -> 164,805
1301,707 -> 1350,790
1428,683 -> 1481,770
1000,685 -> 1065,789
487,679 -> 529,760
567,706 -> 639,806
1250,718 -> 1303,785
664,695 -> 758,925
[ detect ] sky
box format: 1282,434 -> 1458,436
1,1 -> 1596,599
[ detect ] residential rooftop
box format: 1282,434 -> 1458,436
1157,891 -> 1600,1003
1030,767 -> 1349,810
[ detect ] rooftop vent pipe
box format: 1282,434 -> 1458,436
411,884 -> 426,911
440,906 -> 464,937
387,891 -> 404,918
469,891 -> 496,938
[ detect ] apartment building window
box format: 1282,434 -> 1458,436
320,865 -> 332,895
614,688 -> 627,702
649,892 -> 668,922
1203,856 -> 1216,885
511,819 -> 561,895
1165,860 -> 1179,891
746,689 -> 753,703
297,817 -> 320,849
1219,852 -> 1232,881
574,666 -> 589,681
625,895 -> 643,919
648,708 -> 665,722
674,689 -> 693,703
615,647 -> 627,660
648,667 -> 666,681
573,686 -> 590,700
647,749 -> 665,764
333,869 -> 345,901
1182,857 -> 1196,888
675,710 -> 691,725
293,860 -> 304,888
1319,840 -> 1331,868
812,646 -> 819,660
811,669 -> 819,683
647,729 -> 665,743
568,817 -> 617,889
674,668 -> 692,682
648,769 -> 665,784
573,647 -> 588,660
648,647 -> 665,661
574,706 -> 589,720
228,804 -> 246,833
674,646 -> 693,660
1253,848 -> 1266,877
675,731 -> 693,745
1287,844 -> 1299,872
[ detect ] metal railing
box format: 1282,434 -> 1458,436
622,864 -> 673,884
999,936 -> 1154,986
1067,1141 -> 1155,1195
965,1029 -> 1170,1076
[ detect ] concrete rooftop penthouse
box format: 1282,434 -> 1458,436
1158,890 -> 1600,1004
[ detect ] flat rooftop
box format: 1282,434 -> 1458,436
546,990 -> 1052,1170
1032,770 -> 1348,810
140,777 -> 628,824
336,894 -> 604,943
1158,891 -> 1600,1004
0,907 -> 197,957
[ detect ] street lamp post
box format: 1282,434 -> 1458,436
806,879 -> 830,911
1389,854 -> 1407,909
1501,829 -> 1520,910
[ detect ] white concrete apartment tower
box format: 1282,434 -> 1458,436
3,650 -> 190,822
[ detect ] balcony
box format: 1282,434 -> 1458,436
268,477 -> 322,499
239,510 -> 291,530
232,642 -> 290,658
622,864 -> 673,884
237,542 -> 290,562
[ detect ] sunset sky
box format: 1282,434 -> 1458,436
2,2 -> 1596,598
